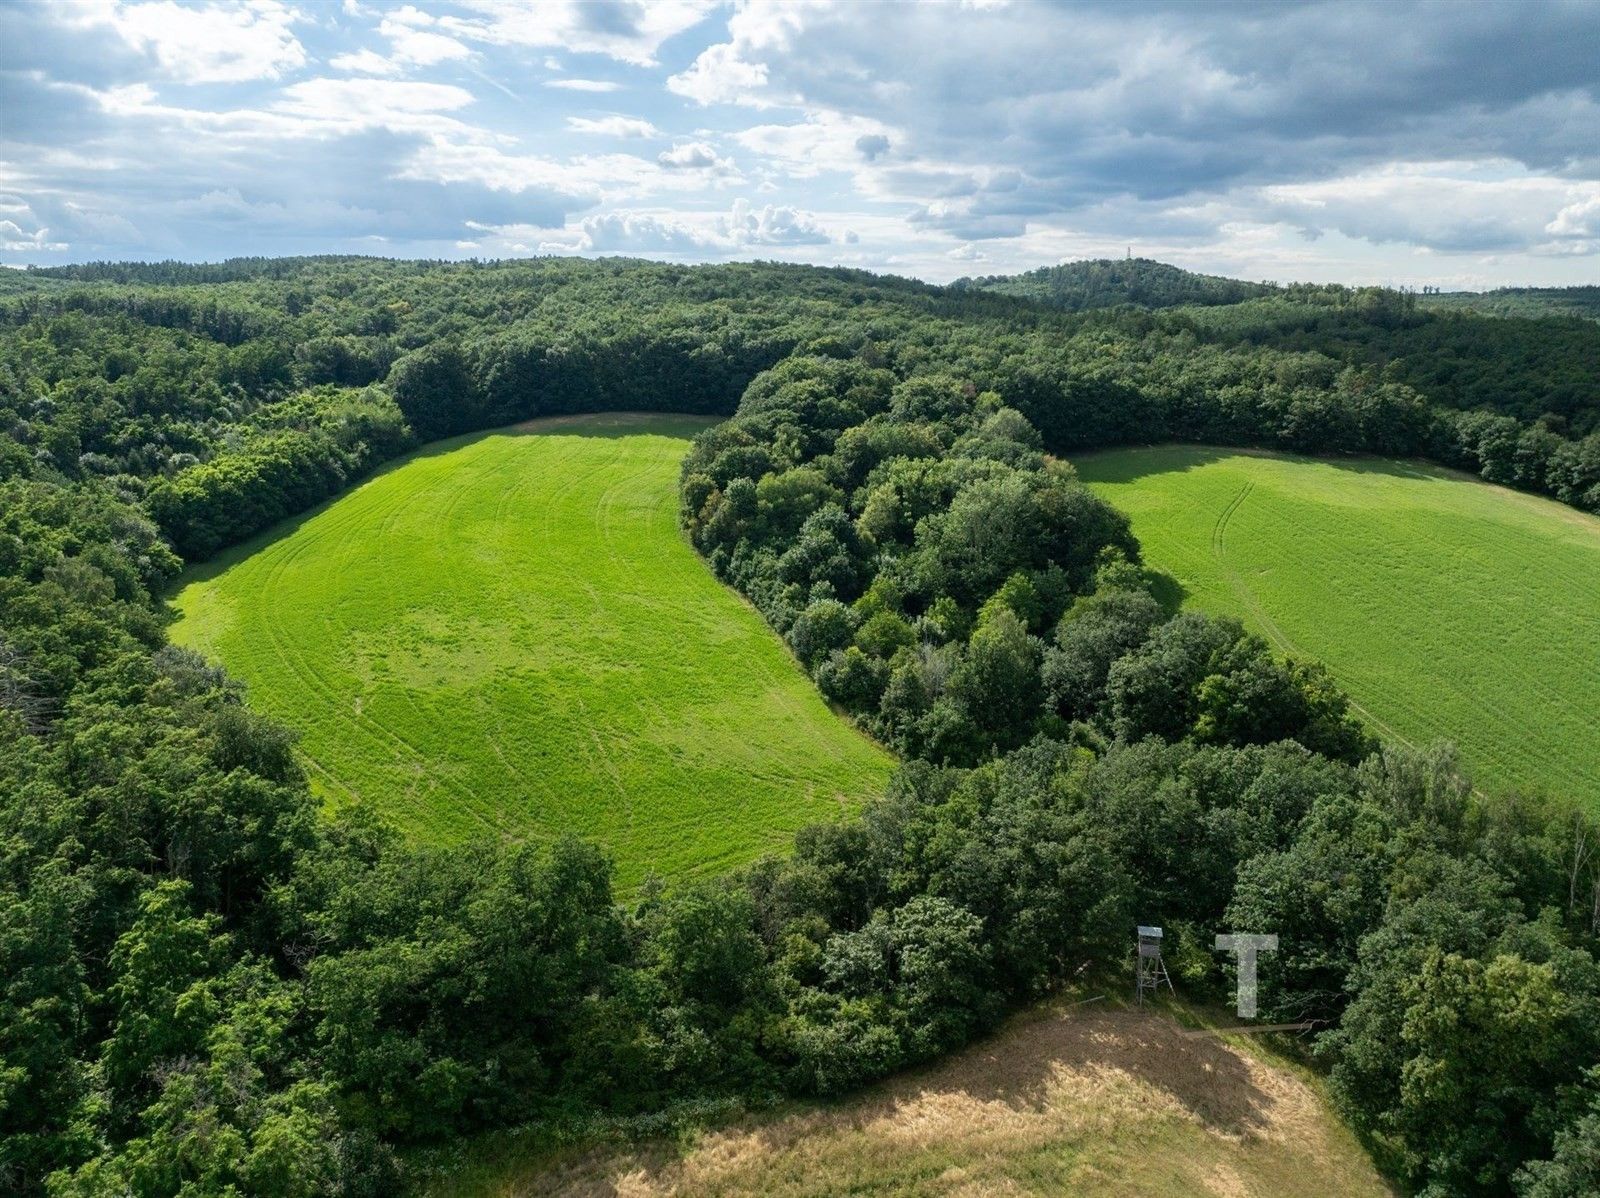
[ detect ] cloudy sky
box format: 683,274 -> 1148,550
4,0 -> 1600,286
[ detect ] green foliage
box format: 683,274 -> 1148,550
169,417 -> 891,882
146,387 -> 412,559
1392,948 -> 1597,1194
7,255 -> 1600,1198
947,608 -> 1043,753
1042,583 -> 1165,722
1080,445 -> 1600,803
1225,794 -> 1393,1024
815,645 -> 889,710
1517,1078 -> 1600,1196
308,836 -> 628,1137
953,257 -> 1275,310
787,597 -> 858,668
386,341 -> 481,441
1423,285 -> 1600,323
854,609 -> 915,658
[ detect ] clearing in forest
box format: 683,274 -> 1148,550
430,1001 -> 1389,1197
170,413 -> 892,884
1076,445 -> 1600,807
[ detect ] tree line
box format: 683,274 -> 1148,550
7,255 -> 1600,564
5,256 -> 1600,1194
9,451 -> 1600,1195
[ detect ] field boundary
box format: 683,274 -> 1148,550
1078,444 -> 1600,802
1205,479 -> 1415,749
168,414 -> 893,883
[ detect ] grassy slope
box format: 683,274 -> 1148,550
430,1001 -> 1389,1198
170,412 -> 892,884
1075,445 -> 1600,806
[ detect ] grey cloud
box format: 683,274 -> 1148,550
576,0 -> 648,39
688,0 -> 1600,253
657,141 -> 735,174
855,134 -> 889,162
0,5 -> 148,87
10,0 -> 1600,269
659,144 -> 718,170
909,209 -> 1028,242
0,81 -> 580,261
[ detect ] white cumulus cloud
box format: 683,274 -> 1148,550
657,140 -> 736,175
567,115 -> 660,139
720,198 -> 830,246
0,218 -> 67,252
543,79 -> 622,93
70,0 -> 307,84
379,6 -> 472,66
329,48 -> 402,77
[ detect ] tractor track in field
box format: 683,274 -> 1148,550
1210,481 -> 1416,750
1080,446 -> 1600,805
169,416 -> 893,883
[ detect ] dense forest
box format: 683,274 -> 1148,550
1423,285 -> 1600,323
952,256 -> 1276,309
7,254 -> 1600,563
963,256 -> 1600,327
5,255 -> 1600,1196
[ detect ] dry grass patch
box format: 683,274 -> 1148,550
436,1003 -> 1390,1198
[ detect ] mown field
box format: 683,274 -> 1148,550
430,1000 -> 1389,1198
169,412 -> 893,884
1076,445 -> 1600,805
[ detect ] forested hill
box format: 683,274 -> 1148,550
954,257 -> 1600,325
8,253 -> 1600,1197
950,256 -> 1276,309
1423,284 -> 1600,322
5,254 -> 1600,563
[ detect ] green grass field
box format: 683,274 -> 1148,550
169,413 -> 893,884
1075,445 -> 1600,806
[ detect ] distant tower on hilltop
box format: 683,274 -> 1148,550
1136,925 -> 1173,1006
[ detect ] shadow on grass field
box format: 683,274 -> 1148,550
1070,441 -> 1470,490
167,413 -> 717,593
425,998 -> 1390,1198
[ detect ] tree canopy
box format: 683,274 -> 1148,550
3,254 -> 1600,1196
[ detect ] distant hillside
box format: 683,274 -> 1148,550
952,257 -> 1277,310
0,267 -> 54,295
1422,285 -> 1600,322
